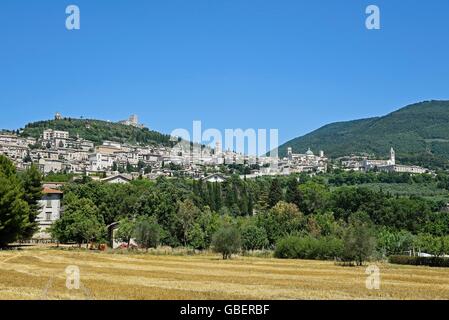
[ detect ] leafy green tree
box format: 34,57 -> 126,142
314,212 -> 343,237
256,201 -> 305,245
177,199 -> 201,246
341,212 -> 376,265
414,234 -> 449,257
378,197 -> 431,233
196,207 -> 221,248
134,215 -> 162,251
298,181 -> 329,215
20,164 -> 43,239
211,226 -> 242,259
376,228 -> 415,256
187,223 -> 206,249
0,156 -> 31,247
256,186 -> 270,211
50,194 -> 104,247
131,188 -> 179,246
230,203 -> 241,216
115,218 -> 136,248
0,155 -> 17,177
421,211 -> 449,236
241,224 -> 269,251
305,215 -> 322,238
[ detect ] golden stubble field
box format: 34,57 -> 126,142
0,248 -> 448,300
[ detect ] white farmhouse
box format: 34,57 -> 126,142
101,174 -> 132,184
201,173 -> 227,183
33,187 -> 63,240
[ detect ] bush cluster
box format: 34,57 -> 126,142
274,235 -> 343,260
389,255 -> 449,268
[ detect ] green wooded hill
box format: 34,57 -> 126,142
279,100 -> 449,169
21,118 -> 174,147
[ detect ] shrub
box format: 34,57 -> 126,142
274,235 -> 343,260
389,255 -> 449,268
414,234 -> 449,257
341,213 -> 376,266
115,218 -> 136,248
376,228 -> 415,257
255,202 -> 304,245
211,226 -> 241,259
134,216 -> 162,251
241,225 -> 269,251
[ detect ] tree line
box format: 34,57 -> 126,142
1,152 -> 449,264
48,171 -> 449,263
0,155 -> 42,247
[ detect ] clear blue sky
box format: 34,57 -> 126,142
1,0 -> 449,145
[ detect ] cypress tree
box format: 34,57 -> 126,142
248,193 -> 254,215
213,182 -> 222,211
20,164 -> 43,239
268,178 -> 283,208
285,176 -> 302,208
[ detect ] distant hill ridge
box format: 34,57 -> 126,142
278,100 -> 449,169
21,117 -> 173,147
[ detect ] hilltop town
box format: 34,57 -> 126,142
0,113 -> 430,184
0,113 -> 327,181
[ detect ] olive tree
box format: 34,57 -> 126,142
211,226 -> 241,260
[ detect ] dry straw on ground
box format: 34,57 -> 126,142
0,248 -> 448,300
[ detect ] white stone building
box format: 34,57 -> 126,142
359,148 -> 429,174
43,129 -> 69,140
101,174 -> 132,184
284,147 -> 328,173
89,153 -> 115,172
33,187 -> 63,240
38,158 -> 64,174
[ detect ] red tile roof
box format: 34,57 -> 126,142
42,187 -> 63,194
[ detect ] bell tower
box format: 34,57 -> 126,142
390,147 -> 395,165
287,147 -> 293,161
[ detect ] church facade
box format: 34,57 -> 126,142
360,148 -> 428,174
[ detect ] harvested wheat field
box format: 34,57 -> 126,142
0,248 -> 448,300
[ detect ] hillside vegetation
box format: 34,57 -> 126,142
21,118 -> 173,146
279,100 -> 449,169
